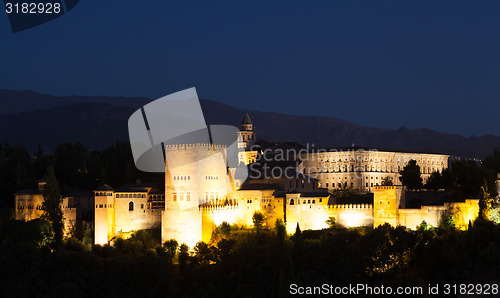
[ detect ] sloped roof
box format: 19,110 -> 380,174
94,184 -> 114,191
14,189 -> 40,195
309,146 -> 447,156
241,113 -> 252,125
239,183 -> 282,191
332,194 -> 374,205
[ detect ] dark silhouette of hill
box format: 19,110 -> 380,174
0,102 -> 134,152
0,89 -> 499,158
0,89 -> 150,114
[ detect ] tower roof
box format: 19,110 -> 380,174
241,113 -> 252,125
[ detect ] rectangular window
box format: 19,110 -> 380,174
186,192 -> 190,201
173,192 -> 177,201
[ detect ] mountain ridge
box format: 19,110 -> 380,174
0,89 -> 498,158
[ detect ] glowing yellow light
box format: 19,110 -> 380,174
340,212 -> 365,227
212,210 -> 236,226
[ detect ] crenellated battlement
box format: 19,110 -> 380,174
328,203 -> 373,210
199,203 -> 239,212
374,186 -> 396,190
165,143 -> 227,151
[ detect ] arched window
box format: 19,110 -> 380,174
129,201 -> 134,211
290,199 -> 294,205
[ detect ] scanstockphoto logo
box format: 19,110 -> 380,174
128,88 -> 248,208
3,0 -> 80,32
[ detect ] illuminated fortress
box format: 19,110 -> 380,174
88,113 -> 480,247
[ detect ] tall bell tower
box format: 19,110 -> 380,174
237,113 -> 258,167
238,113 -> 256,151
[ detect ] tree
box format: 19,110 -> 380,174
272,218 -> 292,298
293,223 -> 303,257
219,221 -> 231,238
194,241 -> 213,265
425,171 -> 443,191
163,239 -> 179,258
439,208 -> 455,230
479,185 -> 493,221
41,166 -> 63,247
482,147 -> 500,173
216,238 -> 236,262
252,211 -> 264,233
130,229 -> 155,249
399,160 -> 423,190
325,216 -> 337,229
83,228 -> 93,248
381,176 -> 393,186
178,243 -> 189,272
489,205 -> 500,224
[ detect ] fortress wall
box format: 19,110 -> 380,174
162,208 -> 202,248
398,206 -> 447,229
285,204 -> 329,233
200,205 -> 245,242
373,186 -> 401,227
262,190 -> 284,229
284,194 -> 332,232
327,204 -> 374,228
62,207 -> 77,236
163,143 -> 233,248
114,196 -> 158,234
165,143 -> 232,207
374,186 -> 479,230
15,194 -> 44,221
61,197 -> 77,236
94,195 -> 109,245
107,196 -> 116,242
446,199 -> 479,229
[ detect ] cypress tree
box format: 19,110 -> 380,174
41,166 -> 63,247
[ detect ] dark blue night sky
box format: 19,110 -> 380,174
1,0 -> 500,137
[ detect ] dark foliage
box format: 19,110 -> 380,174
0,141 -> 162,208
2,217 -> 500,297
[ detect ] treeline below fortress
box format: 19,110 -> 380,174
1,217 -> 500,297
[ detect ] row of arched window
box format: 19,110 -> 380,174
17,204 -> 41,210
128,202 -> 145,211
173,192 -> 191,202
95,192 -> 113,197
289,198 -> 322,205
116,193 -> 146,199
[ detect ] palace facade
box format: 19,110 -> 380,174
14,113 -> 480,248
92,113 -> 478,247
